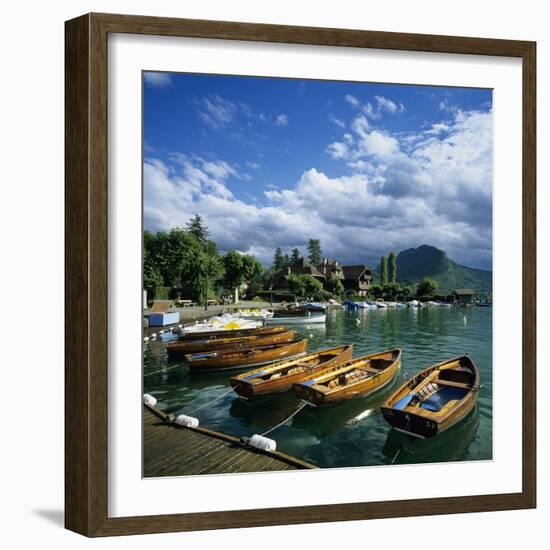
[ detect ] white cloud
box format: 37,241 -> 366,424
328,114 -> 346,128
276,114 -> 289,127
375,95 -> 398,114
198,95 -> 237,129
345,94 -> 360,107
143,72 -> 172,88
326,141 -> 349,159
144,107 -> 493,270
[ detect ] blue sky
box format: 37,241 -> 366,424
143,72 -> 493,270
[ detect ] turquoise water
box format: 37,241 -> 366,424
143,306 -> 492,470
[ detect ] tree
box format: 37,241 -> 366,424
416,277 -> 438,298
307,239 -> 322,265
143,247 -> 163,293
287,274 -> 307,298
287,274 -> 327,301
325,278 -> 344,298
192,250 -> 224,307
290,248 -> 301,265
283,253 -> 290,269
273,247 -> 285,271
380,256 -> 388,285
388,251 -> 397,284
186,214 -> 209,242
223,251 -> 263,302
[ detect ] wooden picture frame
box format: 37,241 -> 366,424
65,12 -> 536,537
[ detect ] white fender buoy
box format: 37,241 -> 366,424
178,324 -> 183,329
248,434 -> 277,452
143,337 -> 149,343
159,329 -> 164,335
175,414 -> 199,428
150,333 -> 157,339
143,394 -> 157,406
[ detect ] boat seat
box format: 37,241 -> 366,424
359,366 -> 380,374
420,386 -> 469,412
416,382 -> 439,399
433,378 -> 472,389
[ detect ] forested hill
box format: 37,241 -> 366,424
392,245 -> 492,292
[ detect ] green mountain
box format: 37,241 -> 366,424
380,245 -> 492,292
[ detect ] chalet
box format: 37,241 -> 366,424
452,288 -> 476,304
270,257 -> 326,289
316,258 -> 344,281
342,265 -> 373,296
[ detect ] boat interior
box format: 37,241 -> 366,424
319,356 -> 392,389
248,349 -> 346,381
395,361 -> 475,413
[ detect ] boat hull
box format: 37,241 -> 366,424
185,339 -> 308,371
380,355 -> 480,438
293,349 -> 402,406
167,330 -> 294,357
176,325 -> 285,341
265,314 -> 326,324
230,345 -> 353,398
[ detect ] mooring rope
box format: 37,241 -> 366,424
260,400 -> 310,437
144,363 -> 183,377
391,448 -> 401,464
188,386 -> 237,414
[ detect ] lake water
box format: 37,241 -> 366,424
143,306 -> 492,470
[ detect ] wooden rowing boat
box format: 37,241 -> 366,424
293,348 -> 402,406
185,339 -> 308,371
230,345 -> 353,398
380,355 -> 480,438
176,325 -> 286,341
167,330 -> 295,357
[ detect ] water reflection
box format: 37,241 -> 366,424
143,307 -> 492,469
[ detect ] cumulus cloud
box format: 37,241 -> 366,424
276,114 -> 289,127
328,114 -> 346,128
345,94 -> 405,120
144,106 -> 493,270
345,94 -> 360,107
143,72 -> 172,88
198,95 -> 237,129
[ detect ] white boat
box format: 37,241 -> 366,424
408,300 -> 420,307
180,314 -> 263,333
375,300 -> 388,309
385,301 -> 398,308
265,313 -> 326,324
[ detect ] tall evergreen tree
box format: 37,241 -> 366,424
380,256 -> 388,285
290,248 -> 301,265
273,247 -> 285,271
388,251 -> 397,284
186,214 -> 209,242
307,239 -> 322,265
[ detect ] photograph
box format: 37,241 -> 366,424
141,71 -> 493,476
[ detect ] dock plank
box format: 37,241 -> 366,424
143,406 -> 315,476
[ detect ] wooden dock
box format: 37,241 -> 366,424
143,405 -> 316,477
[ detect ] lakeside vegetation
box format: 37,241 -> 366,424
143,216 -> 459,304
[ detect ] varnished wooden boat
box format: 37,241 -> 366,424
167,330 -> 295,357
293,348 -> 402,406
230,345 -> 353,398
185,339 -> 308,371
380,355 -> 480,438
176,325 -> 286,341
